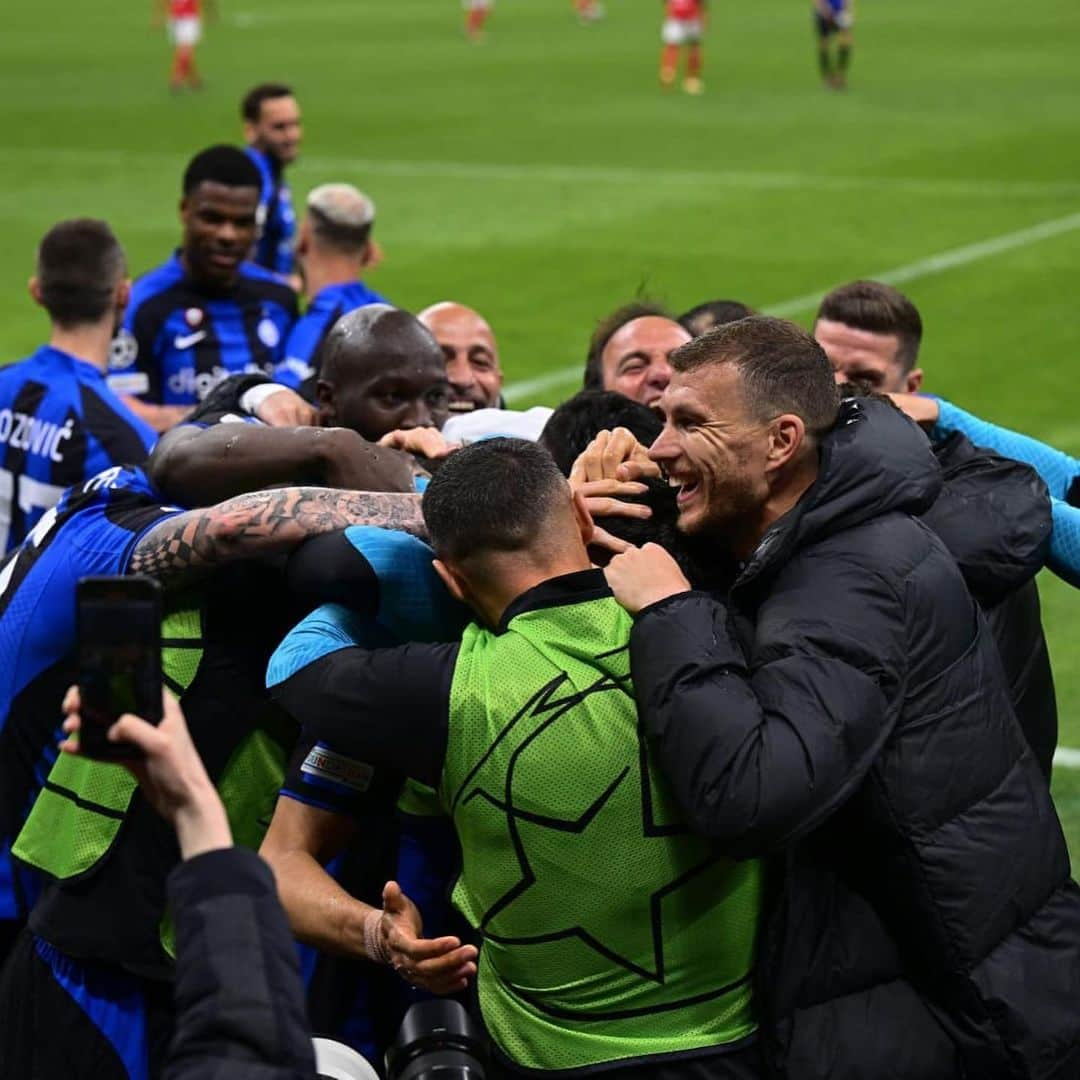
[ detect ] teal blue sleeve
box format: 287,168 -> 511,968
343,526 -> 469,643
933,399 -> 1080,500
266,603 -> 398,689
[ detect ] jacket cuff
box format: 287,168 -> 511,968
167,847 -> 276,909
633,588 -> 704,621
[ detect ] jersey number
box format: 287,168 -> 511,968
0,469 -> 66,554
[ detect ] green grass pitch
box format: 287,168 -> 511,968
3,0 -> 1080,851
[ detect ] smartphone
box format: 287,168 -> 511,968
76,576 -> 163,760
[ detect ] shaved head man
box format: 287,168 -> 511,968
584,301 -> 691,410
316,304 -> 450,441
419,301 -> 504,413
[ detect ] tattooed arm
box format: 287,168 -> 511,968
128,487 -> 424,580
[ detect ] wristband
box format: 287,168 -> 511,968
363,908 -> 391,965
239,382 -> 286,417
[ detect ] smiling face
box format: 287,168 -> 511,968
814,318 -> 923,393
648,364 -> 773,541
601,317 -> 691,409
420,302 -> 503,413
181,181 -> 261,287
246,94 -> 303,165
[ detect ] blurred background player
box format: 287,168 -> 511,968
660,0 -> 707,95
0,220 -> 156,554
277,183 -> 389,390
464,0 -> 493,42
158,0 -> 208,93
814,0 -> 854,90
574,0 -> 605,24
242,83 -> 303,276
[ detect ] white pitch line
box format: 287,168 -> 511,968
504,209 -> 1080,403
1054,747 -> 1080,769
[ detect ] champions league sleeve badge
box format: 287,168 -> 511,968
108,328 -> 139,369
257,316 -> 282,350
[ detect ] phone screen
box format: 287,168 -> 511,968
77,577 -> 162,760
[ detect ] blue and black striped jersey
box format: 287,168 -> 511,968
0,347 -> 158,554
108,253 -> 298,407
246,146 -> 297,276
276,280 -> 391,388
0,466 -> 184,920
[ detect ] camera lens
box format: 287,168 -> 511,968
385,1000 -> 488,1080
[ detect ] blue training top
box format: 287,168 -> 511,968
246,145 -> 297,276
276,280 -> 391,389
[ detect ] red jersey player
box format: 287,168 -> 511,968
574,0 -> 605,23
660,0 -> 707,95
463,0 -> 493,41
156,0 -> 209,91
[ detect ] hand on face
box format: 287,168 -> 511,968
569,428 -> 660,486
603,542 -> 692,615
887,392 -> 939,429
567,429 -> 658,555
255,387 -> 317,427
378,427 -> 459,460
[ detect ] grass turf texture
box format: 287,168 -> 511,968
3,1 -> 1080,850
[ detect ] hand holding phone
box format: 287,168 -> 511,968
76,576 -> 163,760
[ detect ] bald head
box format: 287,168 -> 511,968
316,304 -> 450,441
419,301 -> 503,413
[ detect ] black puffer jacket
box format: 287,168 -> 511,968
631,398 -> 1080,1080
921,432 -> 1057,777
165,848 -> 317,1080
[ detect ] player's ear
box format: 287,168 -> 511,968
571,488 -> 595,546
432,559 -> 467,604
314,380 -> 337,425
295,222 -> 310,259
116,278 -> 132,313
905,368 -> 924,393
28,277 -> 44,308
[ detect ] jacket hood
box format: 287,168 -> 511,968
922,431 -> 1051,601
738,396 -> 942,586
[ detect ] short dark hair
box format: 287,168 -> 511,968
584,301 -> 674,391
678,299 -> 756,338
241,82 -> 295,123
671,316 -> 840,436
816,280 -> 923,371
182,145 -> 262,196
422,439 -> 569,563
539,390 -> 662,476
36,219 -> 125,328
